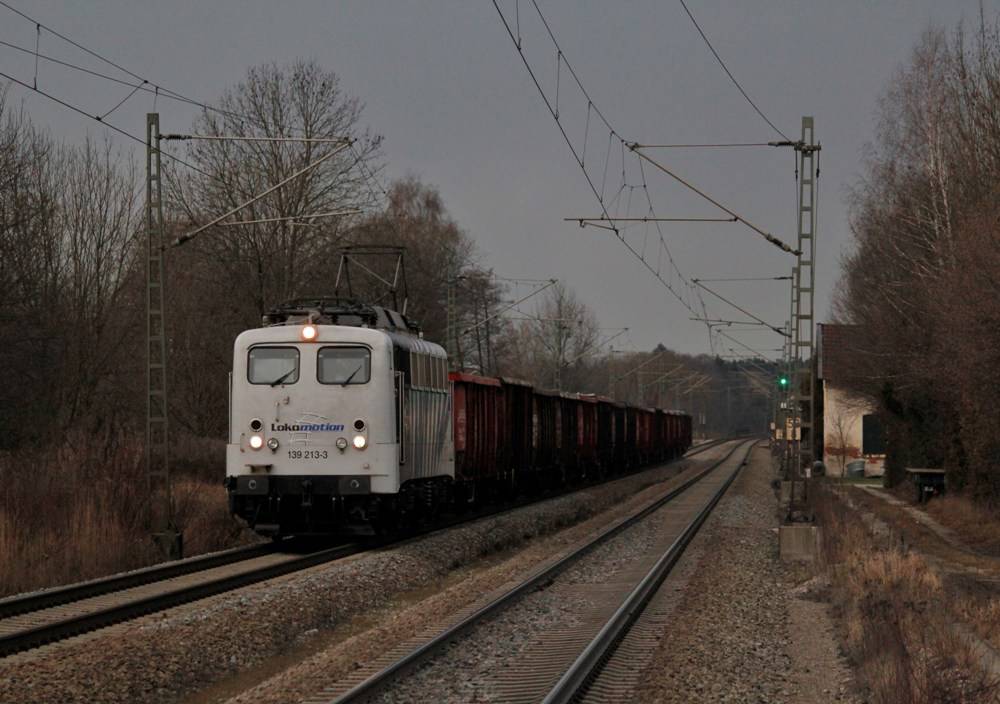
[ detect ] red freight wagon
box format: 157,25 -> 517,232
500,378 -> 534,487
653,409 -> 668,463
666,411 -> 691,458
679,412 -> 692,452
449,372 -> 502,484
577,394 -> 599,476
533,387 -> 562,479
667,411 -> 679,456
635,408 -> 653,464
451,373 -> 691,504
593,396 -> 616,473
559,392 -> 582,482
624,406 -> 639,469
612,401 -> 627,472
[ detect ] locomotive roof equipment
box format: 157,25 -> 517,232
262,297 -> 422,336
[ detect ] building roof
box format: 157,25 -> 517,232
817,323 -> 860,382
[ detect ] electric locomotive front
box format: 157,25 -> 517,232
225,300 -> 453,536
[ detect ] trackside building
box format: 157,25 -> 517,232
816,323 -> 886,477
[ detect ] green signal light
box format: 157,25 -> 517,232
778,376 -> 789,387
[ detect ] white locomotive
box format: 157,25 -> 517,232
225,299 -> 454,536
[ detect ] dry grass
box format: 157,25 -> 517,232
964,596 -> 1000,652
816,486 -> 1000,704
0,431 -> 257,598
926,494 -> 1000,556
173,478 -> 257,557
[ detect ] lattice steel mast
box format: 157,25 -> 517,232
146,113 -> 182,559
790,117 -> 819,474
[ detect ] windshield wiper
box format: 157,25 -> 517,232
269,368 -> 296,387
340,363 -> 364,387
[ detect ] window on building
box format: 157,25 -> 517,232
862,414 -> 885,455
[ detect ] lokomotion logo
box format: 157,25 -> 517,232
271,422 -> 344,432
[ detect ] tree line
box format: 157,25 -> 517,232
834,17 -> 1000,500
0,60 -> 506,453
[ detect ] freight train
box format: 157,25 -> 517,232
225,298 -> 692,537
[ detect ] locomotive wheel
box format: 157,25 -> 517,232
371,497 -> 401,537
452,481 -> 476,514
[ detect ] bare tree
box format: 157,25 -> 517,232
0,87 -> 143,445
826,403 -> 861,477
834,16 -> 1000,496
500,282 -> 600,389
0,87 -> 60,446
348,178 -> 476,336
54,137 -> 143,431
169,60 -> 382,318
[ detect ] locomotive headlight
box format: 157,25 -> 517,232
352,434 -> 367,450
266,437 -> 280,451
335,437 -> 349,451
301,324 -> 318,342
248,434 -> 264,450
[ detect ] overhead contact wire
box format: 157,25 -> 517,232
677,0 -> 790,141
493,0 -> 709,325
0,69 -> 214,180
491,0 -> 617,226
0,3 -> 284,132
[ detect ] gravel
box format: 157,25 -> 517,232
636,445 -> 859,704
0,450 -> 717,704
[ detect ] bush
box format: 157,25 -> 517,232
0,431 -> 255,598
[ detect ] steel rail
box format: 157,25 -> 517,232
684,436 -> 730,456
325,439 -> 747,704
0,542 -> 361,657
0,540 -> 279,620
542,440 -> 757,703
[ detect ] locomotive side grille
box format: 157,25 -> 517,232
401,387 -> 451,482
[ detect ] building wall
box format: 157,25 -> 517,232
822,381 -> 885,477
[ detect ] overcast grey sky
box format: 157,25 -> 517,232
4,1 -> 997,356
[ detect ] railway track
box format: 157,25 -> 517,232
543,439 -> 757,703
316,438 -> 755,704
0,440 -> 718,660
0,539 -> 278,622
685,436 -> 730,456
0,540 -> 361,657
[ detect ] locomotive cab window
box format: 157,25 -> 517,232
248,346 -> 300,385
318,346 -> 371,385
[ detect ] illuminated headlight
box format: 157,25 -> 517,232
266,437 -> 280,451
352,435 -> 367,450
336,437 -> 348,451
248,434 -> 264,450
301,324 -> 318,341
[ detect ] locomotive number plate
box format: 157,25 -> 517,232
288,449 -> 329,460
